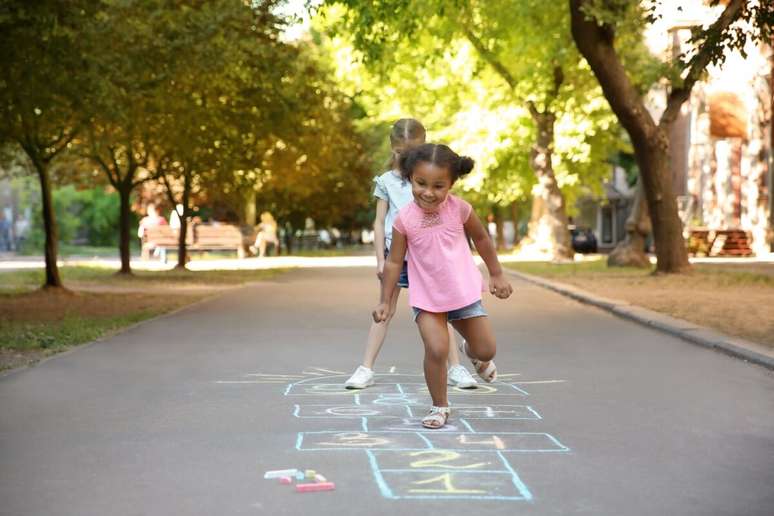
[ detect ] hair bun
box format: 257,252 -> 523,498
457,156 -> 475,176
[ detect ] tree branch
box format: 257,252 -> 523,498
569,0 -> 658,145
461,26 -> 517,90
659,0 -> 745,127
527,100 -> 541,120
93,153 -> 120,188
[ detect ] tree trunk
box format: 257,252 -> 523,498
32,157 -> 64,288
510,202 -> 521,245
493,205 -> 505,251
117,185 -> 133,275
638,132 -> 690,273
570,0 -> 691,273
244,190 -> 257,226
176,172 -> 191,269
283,221 -> 293,255
521,111 -> 573,260
608,177 -> 651,267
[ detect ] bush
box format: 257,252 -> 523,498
21,186 -> 132,252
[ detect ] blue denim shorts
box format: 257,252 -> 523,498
412,300 -> 487,322
385,249 -> 409,288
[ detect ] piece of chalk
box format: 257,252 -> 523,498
315,474 -> 327,483
305,469 -> 316,479
278,476 -> 292,485
295,471 -> 305,480
264,469 -> 298,479
296,482 -> 335,493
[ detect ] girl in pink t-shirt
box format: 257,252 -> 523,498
373,143 -> 513,429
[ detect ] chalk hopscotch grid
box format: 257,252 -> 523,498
215,370 -> 567,502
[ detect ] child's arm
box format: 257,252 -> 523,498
464,210 -> 513,299
373,228 -> 407,322
373,199 -> 388,278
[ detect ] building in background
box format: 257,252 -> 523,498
581,2 -> 772,256
648,1 -> 772,255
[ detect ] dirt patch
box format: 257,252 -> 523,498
521,266 -> 774,348
0,288 -> 212,372
0,347 -> 49,372
0,266 -> 286,373
0,288 -> 205,323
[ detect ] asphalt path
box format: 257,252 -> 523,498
1,266 -> 773,515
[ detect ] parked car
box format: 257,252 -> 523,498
571,227 -> 598,253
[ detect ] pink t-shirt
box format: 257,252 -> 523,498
393,194 -> 483,312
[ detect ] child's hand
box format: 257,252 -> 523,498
376,258 -> 385,280
372,302 -> 389,322
489,274 -> 513,299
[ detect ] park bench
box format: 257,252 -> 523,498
192,224 -> 246,259
142,224 -> 247,261
687,228 -> 753,257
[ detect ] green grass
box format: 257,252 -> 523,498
505,258 -> 774,286
0,265 -> 286,291
506,258 -> 647,278
58,243 -> 137,257
0,311 -> 161,352
284,246 -> 372,257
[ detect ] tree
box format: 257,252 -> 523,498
320,0 -> 624,260
570,0 -> 774,273
136,0 -> 295,268
75,0 -> 182,274
0,1 -> 98,288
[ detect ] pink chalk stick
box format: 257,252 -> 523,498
295,482 -> 335,493
278,476 -> 292,485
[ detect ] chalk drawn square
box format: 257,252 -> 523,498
367,449 -> 509,472
367,451 -> 532,501
425,432 -> 569,452
296,431 -> 432,451
293,404 -> 411,418
364,416 -> 470,433
454,405 -> 541,420
398,383 -> 529,396
284,384 -> 401,396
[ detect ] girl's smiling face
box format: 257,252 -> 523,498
411,161 -> 453,211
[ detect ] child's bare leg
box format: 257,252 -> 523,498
450,316 -> 496,364
447,324 -> 461,366
416,311 -> 450,407
361,285 -> 401,368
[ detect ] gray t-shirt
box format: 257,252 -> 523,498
373,169 -> 413,250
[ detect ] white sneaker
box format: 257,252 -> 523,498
447,364 -> 478,389
344,365 -> 375,389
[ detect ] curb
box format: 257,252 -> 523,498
506,269 -> 774,370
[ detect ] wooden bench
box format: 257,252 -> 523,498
687,228 -> 753,257
142,224 -> 246,261
192,224 -> 246,259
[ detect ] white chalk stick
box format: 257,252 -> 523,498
264,469 -> 298,479
315,474 -> 327,483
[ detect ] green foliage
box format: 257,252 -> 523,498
22,185 -> 127,251
0,0 -> 98,159
316,0 -> 630,211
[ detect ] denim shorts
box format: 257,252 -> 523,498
412,300 -> 487,322
385,249 -> 409,288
